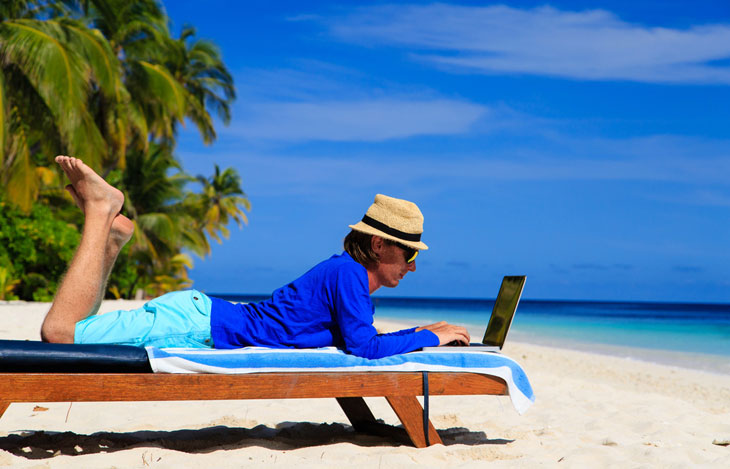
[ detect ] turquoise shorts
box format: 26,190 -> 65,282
74,290 -> 214,348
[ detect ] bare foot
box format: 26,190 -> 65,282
56,155 -> 124,219
65,184 -> 134,248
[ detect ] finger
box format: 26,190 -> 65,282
459,332 -> 470,344
455,326 -> 470,340
454,328 -> 470,344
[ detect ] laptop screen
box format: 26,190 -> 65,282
482,276 -> 526,347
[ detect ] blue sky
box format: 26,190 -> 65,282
163,1 -> 730,303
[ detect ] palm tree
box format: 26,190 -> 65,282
188,165 -> 251,250
73,0 -> 167,55
112,143 -> 250,297
165,25 -> 235,144
114,143 -> 193,293
79,1 -> 235,151
0,8 -> 123,209
69,0 -> 169,167
1,1 -> 244,298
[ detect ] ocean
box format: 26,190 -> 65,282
215,294 -> 730,374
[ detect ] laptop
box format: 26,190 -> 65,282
421,275 -> 526,352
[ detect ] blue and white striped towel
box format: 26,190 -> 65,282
146,347 -> 535,414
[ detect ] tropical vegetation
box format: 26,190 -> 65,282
0,0 -> 249,301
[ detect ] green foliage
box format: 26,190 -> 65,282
0,264 -> 21,301
0,1 -> 247,299
0,15 -> 116,206
0,0 -> 237,202
0,199 -> 79,301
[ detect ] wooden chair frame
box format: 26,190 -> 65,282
0,372 -> 507,447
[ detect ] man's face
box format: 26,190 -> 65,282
372,238 -> 417,288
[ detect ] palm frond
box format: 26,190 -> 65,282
0,70 -> 6,168
61,18 -> 120,98
3,107 -> 36,211
138,61 -> 187,119
177,217 -> 211,256
0,19 -> 88,126
0,19 -> 108,166
137,212 -> 178,246
127,60 -> 188,140
185,90 -> 215,143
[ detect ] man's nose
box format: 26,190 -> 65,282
407,261 -> 416,272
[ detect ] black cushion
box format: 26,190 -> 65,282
0,339 -> 152,373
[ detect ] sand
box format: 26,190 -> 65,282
1,300 -> 729,468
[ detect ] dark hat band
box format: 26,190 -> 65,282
361,215 -> 422,242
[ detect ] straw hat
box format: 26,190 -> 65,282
349,194 -> 428,251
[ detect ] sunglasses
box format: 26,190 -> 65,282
396,243 -> 419,264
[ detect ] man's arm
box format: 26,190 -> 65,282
333,266 -> 439,358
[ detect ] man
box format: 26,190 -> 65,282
41,156 -> 470,359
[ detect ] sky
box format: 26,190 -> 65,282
162,1 -> 730,303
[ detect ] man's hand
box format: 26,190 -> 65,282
416,321 -> 471,346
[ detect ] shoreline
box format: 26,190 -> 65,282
373,316 -> 730,376
1,300 -> 729,467
509,333 -> 730,376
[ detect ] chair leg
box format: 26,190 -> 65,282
336,397 -> 412,444
336,397 -> 376,432
385,395 -> 442,447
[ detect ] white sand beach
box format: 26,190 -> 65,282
1,300 -> 729,468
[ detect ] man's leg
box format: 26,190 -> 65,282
64,184 -> 134,316
41,156 -> 132,343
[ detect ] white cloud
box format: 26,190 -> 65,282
226,98 -> 487,141
324,4 -> 730,84
224,62 -> 489,142
233,62 -> 366,101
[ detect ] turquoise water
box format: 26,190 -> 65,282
217,295 -> 730,372
370,298 -> 730,372
508,307 -> 730,356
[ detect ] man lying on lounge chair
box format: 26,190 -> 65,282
40,156 -> 470,359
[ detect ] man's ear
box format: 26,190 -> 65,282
371,235 -> 384,254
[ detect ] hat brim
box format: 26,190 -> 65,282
349,222 -> 428,251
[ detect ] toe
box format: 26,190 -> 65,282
65,184 -> 82,207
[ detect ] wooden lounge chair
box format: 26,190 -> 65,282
0,340 -> 513,447
0,371 -> 507,447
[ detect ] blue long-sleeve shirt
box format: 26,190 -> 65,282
209,252 -> 439,358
